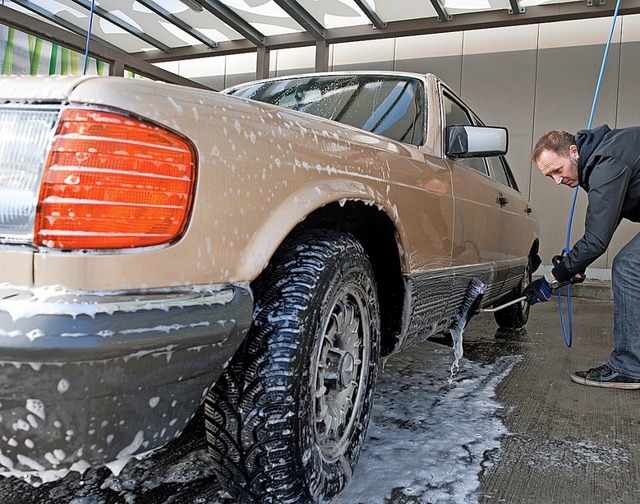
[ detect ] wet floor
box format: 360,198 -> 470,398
1,296 -> 638,503
473,297 -> 640,504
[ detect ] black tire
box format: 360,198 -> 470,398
494,258 -> 532,329
204,230 -> 381,503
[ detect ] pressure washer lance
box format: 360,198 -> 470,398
481,272 -> 586,313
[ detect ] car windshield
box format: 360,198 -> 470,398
226,75 -> 426,146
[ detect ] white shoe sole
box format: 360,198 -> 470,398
571,373 -> 640,390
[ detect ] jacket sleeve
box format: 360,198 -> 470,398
552,156 -> 631,282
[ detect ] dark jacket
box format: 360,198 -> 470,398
552,124 -> 640,282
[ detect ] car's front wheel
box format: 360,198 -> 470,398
204,230 -> 381,503
494,258 -> 532,329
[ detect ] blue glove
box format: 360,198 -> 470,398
523,277 -> 552,305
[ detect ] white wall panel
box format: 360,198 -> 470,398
179,56 -> 226,78
463,24 -> 538,54
331,38 -> 395,71
224,52 -> 257,88
617,14 -> 640,128
461,25 -> 538,197
271,46 -> 315,77
395,32 -> 464,60
538,17 -> 622,49
621,13 -> 640,42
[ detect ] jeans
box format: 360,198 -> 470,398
608,230 -> 640,378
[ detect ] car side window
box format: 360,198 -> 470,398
443,94 -> 488,176
488,156 -> 509,186
487,156 -> 519,191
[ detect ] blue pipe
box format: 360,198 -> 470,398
82,0 -> 96,75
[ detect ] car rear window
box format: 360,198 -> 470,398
227,75 -> 426,147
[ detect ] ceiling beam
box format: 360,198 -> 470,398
0,4 -> 209,88
509,0 -> 525,15
137,0 -> 640,62
354,0 -> 387,30
192,0 -> 265,46
68,0 -> 172,53
430,0 -> 452,22
273,0 -> 325,40
8,0 -> 121,52
136,0 -> 218,49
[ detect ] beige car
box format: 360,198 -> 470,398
0,72 -> 539,502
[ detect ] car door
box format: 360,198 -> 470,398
485,154 -> 536,289
443,90 -> 510,302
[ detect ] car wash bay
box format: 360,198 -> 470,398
0,287 -> 638,504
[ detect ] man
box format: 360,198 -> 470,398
524,125 -> 640,389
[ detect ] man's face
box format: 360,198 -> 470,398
536,148 -> 579,188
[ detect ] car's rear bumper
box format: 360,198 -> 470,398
0,284 -> 253,474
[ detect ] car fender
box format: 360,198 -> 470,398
233,178 -> 408,281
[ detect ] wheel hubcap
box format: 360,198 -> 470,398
325,347 -> 356,390
313,284 -> 370,460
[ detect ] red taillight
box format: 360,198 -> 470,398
36,109 -> 196,249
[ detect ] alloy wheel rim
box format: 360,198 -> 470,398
312,282 -> 371,461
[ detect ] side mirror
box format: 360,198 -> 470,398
446,125 -> 508,158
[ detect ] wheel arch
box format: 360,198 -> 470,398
529,237 -> 541,272
258,200 -> 406,358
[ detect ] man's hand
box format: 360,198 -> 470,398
524,277 -> 552,305
571,272 -> 586,284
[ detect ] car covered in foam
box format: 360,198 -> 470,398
0,71 -> 539,502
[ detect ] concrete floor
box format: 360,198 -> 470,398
468,293 -> 640,504
2,291 -> 638,503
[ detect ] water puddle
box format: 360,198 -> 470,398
335,341 -> 521,504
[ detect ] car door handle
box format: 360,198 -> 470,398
496,193 -> 509,206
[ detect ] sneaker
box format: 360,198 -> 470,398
571,364 -> 640,390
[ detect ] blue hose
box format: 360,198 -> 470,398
557,0 -> 622,347
82,0 -> 96,75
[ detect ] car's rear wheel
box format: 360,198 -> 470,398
204,230 -> 380,503
494,258 -> 532,329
